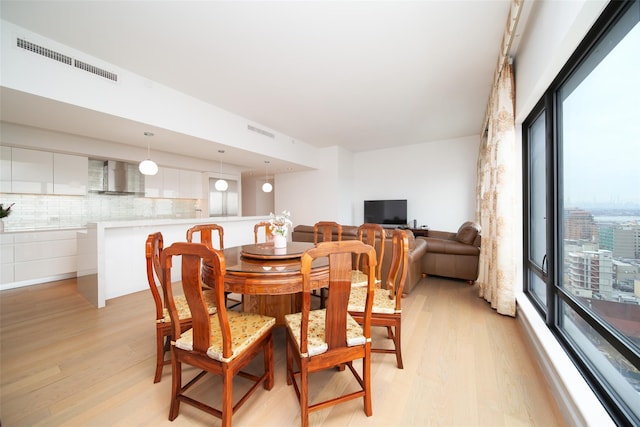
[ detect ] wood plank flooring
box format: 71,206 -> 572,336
0,276 -> 567,426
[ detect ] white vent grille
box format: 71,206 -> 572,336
17,38 -> 118,82
74,60 -> 118,81
247,124 -> 275,139
17,38 -> 72,65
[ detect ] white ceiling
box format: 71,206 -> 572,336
0,1 -> 510,174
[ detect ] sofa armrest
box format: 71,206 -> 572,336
426,230 -> 457,240
420,237 -> 480,256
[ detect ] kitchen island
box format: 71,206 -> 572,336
78,216 -> 270,307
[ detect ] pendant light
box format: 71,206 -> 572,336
139,131 -> 158,175
214,150 -> 229,192
262,160 -> 273,193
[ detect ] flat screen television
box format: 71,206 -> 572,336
364,199 -> 407,226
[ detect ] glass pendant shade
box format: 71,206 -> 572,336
139,159 -> 158,176
140,132 -> 158,175
262,182 -> 273,193
215,179 -> 229,191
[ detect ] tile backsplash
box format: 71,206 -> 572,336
0,192 -> 198,231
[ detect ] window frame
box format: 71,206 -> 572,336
522,1 -> 640,424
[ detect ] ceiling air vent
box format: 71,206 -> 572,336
16,38 -> 118,82
74,60 -> 118,82
17,38 -> 72,65
247,124 -> 275,139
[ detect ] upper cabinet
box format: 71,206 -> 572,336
0,146 -> 11,193
11,148 -> 53,194
53,153 -> 88,195
2,147 -> 88,195
179,169 -> 203,199
144,167 -> 202,199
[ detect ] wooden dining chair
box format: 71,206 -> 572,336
352,223 -> 386,288
186,223 -> 224,250
162,241 -> 275,426
313,221 -> 342,243
312,221 -> 343,307
349,229 -> 409,369
254,221 -> 273,243
285,240 -> 376,427
145,232 -> 218,383
186,223 -> 240,308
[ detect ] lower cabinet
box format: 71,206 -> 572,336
0,229 -> 80,289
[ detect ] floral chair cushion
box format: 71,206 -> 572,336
160,290 -> 218,323
350,270 -> 381,288
175,311 -> 275,363
284,308 -> 367,357
348,287 -> 398,314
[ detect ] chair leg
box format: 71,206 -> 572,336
394,322 -> 404,369
363,348 -> 372,417
320,288 -> 327,309
300,358 -> 309,427
154,330 -> 165,383
264,335 -> 274,390
286,335 -> 294,386
169,349 -> 181,421
222,368 -> 233,427
386,325 -> 393,339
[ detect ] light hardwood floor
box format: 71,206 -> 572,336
0,276 -> 567,426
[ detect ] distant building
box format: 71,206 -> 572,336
565,209 -> 598,242
567,249 -> 613,298
612,260 -> 640,291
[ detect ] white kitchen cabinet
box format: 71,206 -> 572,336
144,168 -> 163,197
53,153 -> 88,195
0,146 -> 11,193
179,169 -> 203,199
145,167 -> 201,199
0,234 -> 14,284
11,147 -> 53,194
0,229 -> 80,289
162,167 -> 180,198
2,148 -> 87,195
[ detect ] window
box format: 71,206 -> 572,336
523,1 -> 640,424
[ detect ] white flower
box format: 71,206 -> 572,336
270,210 -> 293,236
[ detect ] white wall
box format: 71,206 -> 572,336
276,136 -> 479,232
515,0 -> 608,121
354,135 -> 480,231
277,146 -> 348,227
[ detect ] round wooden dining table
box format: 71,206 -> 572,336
201,241 -> 328,325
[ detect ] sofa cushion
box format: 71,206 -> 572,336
455,221 -> 480,245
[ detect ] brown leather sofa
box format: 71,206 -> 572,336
419,221 -> 481,283
291,225 -> 428,294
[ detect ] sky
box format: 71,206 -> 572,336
562,20 -> 640,210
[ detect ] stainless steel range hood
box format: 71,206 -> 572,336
101,160 -> 145,195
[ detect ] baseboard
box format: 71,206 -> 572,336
0,272 -> 77,291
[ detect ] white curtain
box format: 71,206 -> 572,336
476,62 -> 517,317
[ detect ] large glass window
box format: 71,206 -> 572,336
523,1 -> 640,424
527,110 -> 548,309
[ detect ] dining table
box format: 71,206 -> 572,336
201,241 -> 329,325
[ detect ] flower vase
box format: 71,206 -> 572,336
273,233 -> 287,248
0,219 -> 4,233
